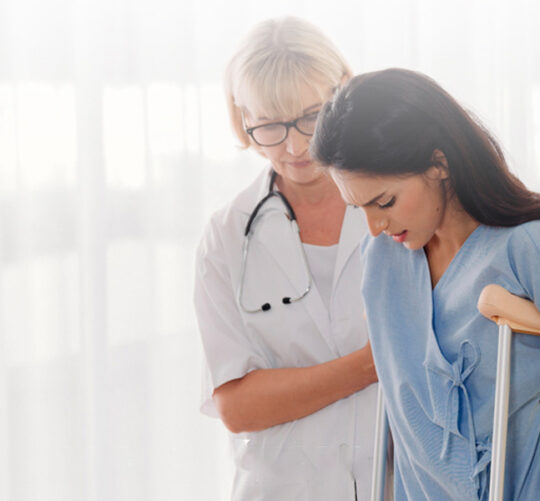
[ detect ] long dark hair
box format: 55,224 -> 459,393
311,68 -> 540,226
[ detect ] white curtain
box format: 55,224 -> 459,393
1,1 -> 539,500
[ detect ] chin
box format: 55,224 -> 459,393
285,167 -> 320,184
403,240 -> 423,251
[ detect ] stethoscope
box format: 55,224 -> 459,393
238,170 -> 312,313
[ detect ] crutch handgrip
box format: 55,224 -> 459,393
477,284 -> 540,335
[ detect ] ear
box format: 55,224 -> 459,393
330,73 -> 351,97
429,149 -> 449,180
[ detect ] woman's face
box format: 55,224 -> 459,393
243,82 -> 330,186
330,166 -> 448,250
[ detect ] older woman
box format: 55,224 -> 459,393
194,17 -> 379,501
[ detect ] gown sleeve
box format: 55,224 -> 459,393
505,222 -> 540,501
507,222 -> 540,351
509,222 -> 540,309
194,215 -> 270,417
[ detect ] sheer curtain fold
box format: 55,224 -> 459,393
0,1 -> 539,500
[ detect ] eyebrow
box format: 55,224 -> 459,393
361,192 -> 387,207
256,103 -> 322,121
303,103 -> 322,113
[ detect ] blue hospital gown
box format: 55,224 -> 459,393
361,222 -> 540,500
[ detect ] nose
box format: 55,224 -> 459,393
285,127 -> 309,156
366,211 -> 388,237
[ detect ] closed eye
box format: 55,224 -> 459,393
377,197 -> 395,209
300,111 -> 320,123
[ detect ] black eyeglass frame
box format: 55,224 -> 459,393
243,111 -> 319,147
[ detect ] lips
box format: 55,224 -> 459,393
288,160 -> 312,168
391,230 -> 408,243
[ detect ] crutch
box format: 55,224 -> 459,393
477,284 -> 540,501
370,384 -> 389,501
370,285 -> 540,501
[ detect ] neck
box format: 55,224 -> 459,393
424,194 -> 480,288
275,172 -> 343,207
426,195 -> 479,256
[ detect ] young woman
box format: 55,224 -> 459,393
194,17 -> 380,500
311,68 -> 540,500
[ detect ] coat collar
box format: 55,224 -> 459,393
238,167 -> 367,355
236,166 -> 367,285
234,166 -> 274,216
332,205 -> 367,292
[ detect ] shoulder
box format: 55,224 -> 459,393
197,167 -> 270,257
479,222 -> 540,304
360,232 -> 404,261
359,233 -> 419,293
482,221 -> 540,258
509,220 -> 540,251
504,221 -> 540,281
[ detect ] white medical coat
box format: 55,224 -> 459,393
194,167 -> 378,501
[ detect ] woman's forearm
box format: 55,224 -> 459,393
213,342 -> 377,433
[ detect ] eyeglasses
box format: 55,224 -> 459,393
243,111 -> 320,147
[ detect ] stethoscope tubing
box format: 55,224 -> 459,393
237,170 -> 312,313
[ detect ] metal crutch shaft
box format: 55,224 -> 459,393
477,284 -> 540,501
371,384 -> 389,501
489,324 -> 512,501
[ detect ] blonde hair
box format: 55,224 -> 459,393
225,17 -> 352,148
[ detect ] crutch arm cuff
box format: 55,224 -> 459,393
478,284 -> 540,336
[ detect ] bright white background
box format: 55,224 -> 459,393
0,1 -> 539,500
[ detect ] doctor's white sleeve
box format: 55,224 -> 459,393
194,219 -> 270,417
